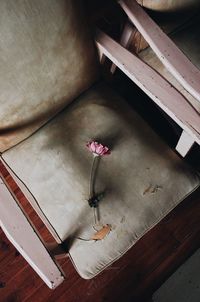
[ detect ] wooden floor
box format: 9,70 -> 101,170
0,150 -> 200,302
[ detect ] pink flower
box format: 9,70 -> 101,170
86,141 -> 111,156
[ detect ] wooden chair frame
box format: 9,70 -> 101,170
96,0 -> 200,157
0,176 -> 64,289
1,0 -> 200,289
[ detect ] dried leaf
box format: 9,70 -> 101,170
143,184 -> 163,195
91,224 -> 111,241
143,185 -> 152,195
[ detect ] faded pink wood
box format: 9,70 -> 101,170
0,176 -> 65,289
1,158 -> 62,244
98,48 -> 106,64
110,21 -> 134,74
176,130 -> 195,157
95,31 -> 200,156
119,0 -> 200,103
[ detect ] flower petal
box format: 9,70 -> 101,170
86,141 -> 111,156
90,141 -> 97,152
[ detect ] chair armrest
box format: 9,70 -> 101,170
119,0 -> 200,103
95,30 -> 200,155
0,177 -> 64,289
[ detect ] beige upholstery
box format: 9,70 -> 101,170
139,18 -> 200,112
2,83 -> 199,279
0,0 -> 98,152
136,0 -> 200,12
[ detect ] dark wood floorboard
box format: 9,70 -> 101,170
0,159 -> 200,302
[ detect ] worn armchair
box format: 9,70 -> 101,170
0,0 -> 200,289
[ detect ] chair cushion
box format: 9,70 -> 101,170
139,18 -> 200,112
0,0 -> 98,152
137,0 -> 200,12
2,83 -> 200,279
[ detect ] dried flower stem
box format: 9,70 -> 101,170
89,155 -> 100,198
89,155 -> 100,225
86,141 -> 110,227
93,207 -> 97,225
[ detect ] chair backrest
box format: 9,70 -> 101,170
136,0 -> 200,12
0,0 -> 99,152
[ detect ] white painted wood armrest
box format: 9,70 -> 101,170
0,177 -> 64,289
119,0 -> 200,103
1,158 -> 62,244
176,130 -> 195,157
95,31 -> 200,155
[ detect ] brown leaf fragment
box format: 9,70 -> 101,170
143,184 -> 163,195
91,224 -> 111,241
143,185 -> 152,195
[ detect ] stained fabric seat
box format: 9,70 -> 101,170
2,83 -> 199,279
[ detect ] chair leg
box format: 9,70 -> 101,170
46,242 -> 69,260
110,21 -> 134,74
